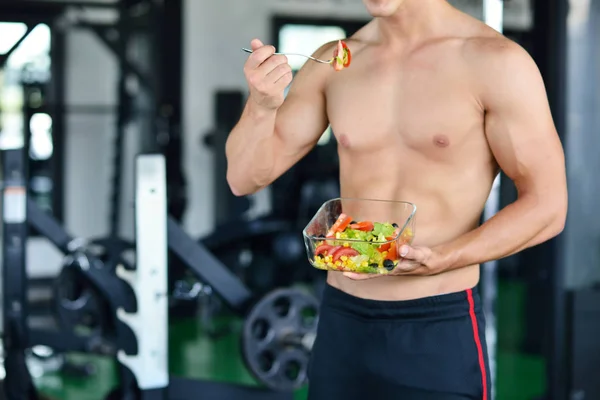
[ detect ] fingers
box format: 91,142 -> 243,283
397,245 -> 430,263
275,70 -> 294,89
245,41 -> 276,70
400,245 -> 410,258
260,54 -> 289,77
266,61 -> 292,83
246,53 -> 291,93
243,39 -> 292,108
250,38 -> 264,50
392,262 -> 416,274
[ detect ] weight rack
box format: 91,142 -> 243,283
0,146 -> 298,399
133,153 -> 294,399
1,147 -> 139,399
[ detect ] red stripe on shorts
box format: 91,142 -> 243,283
467,288 -> 488,400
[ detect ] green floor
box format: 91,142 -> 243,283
34,281 -> 545,400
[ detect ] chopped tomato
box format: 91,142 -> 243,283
327,245 -> 342,256
331,247 -> 359,262
341,41 -> 351,67
377,242 -> 391,252
315,244 -> 333,256
377,235 -> 396,252
349,221 -> 374,231
326,213 -> 353,238
331,40 -> 351,71
386,243 -> 398,261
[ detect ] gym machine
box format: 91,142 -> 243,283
127,153 -> 319,398
0,146 -> 320,399
201,90 -> 322,295
480,0 -> 504,396
482,1 -> 600,399
1,149 -> 39,399
1,147 -> 140,399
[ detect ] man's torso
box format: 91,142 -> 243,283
322,16 -> 502,300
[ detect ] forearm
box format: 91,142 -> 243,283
225,101 -> 278,196
436,194 -> 566,271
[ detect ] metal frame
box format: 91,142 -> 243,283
1,148 -> 32,398
482,1 -> 570,398
167,217 -> 255,314
0,0 -> 186,234
49,26 -> 67,223
116,154 -> 169,399
481,3 -> 504,397
1,146 -> 138,397
0,146 -> 291,398
26,192 -> 137,353
25,166 -> 140,398
135,154 -> 292,400
0,3 -> 68,22
532,0 -> 569,398
0,20 -> 66,224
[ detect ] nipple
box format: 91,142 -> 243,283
433,134 -> 450,148
338,134 -> 351,148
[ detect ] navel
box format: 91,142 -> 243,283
433,134 -> 450,148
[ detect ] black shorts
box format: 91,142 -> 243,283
307,284 -> 491,400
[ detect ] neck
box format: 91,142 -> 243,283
376,0 -> 453,43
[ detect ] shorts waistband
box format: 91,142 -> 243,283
321,283 -> 481,321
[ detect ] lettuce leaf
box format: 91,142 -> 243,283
350,241 -> 377,259
372,222 -> 395,239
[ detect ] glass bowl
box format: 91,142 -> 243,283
302,198 -> 416,274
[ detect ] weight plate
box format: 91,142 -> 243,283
52,252 -> 113,343
242,288 -> 319,392
87,237 -> 135,270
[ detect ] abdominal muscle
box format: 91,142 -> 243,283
326,149 -> 493,301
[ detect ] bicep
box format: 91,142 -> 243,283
275,81 -> 328,158
482,46 -> 565,196
270,46 -> 332,175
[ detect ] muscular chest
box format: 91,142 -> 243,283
325,55 -> 483,159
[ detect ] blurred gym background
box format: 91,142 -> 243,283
0,0 -> 597,399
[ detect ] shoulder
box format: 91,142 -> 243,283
311,37 -> 369,61
294,35 -> 368,86
310,20 -> 374,60
464,33 -> 536,73
461,32 -> 544,104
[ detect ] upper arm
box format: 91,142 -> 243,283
474,40 -> 566,202
270,42 -> 335,175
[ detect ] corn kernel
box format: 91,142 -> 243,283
361,261 -> 368,267
341,256 -> 348,261
343,242 -> 350,247
335,232 -> 341,239
382,251 -> 388,257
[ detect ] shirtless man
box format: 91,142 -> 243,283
226,0 -> 568,398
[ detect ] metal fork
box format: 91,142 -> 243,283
241,48 -> 332,64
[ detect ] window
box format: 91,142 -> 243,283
278,24 -> 346,71
0,20 -> 57,218
29,112 -> 53,161
277,19 -> 362,147
0,23 -> 52,149
0,22 -> 28,54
